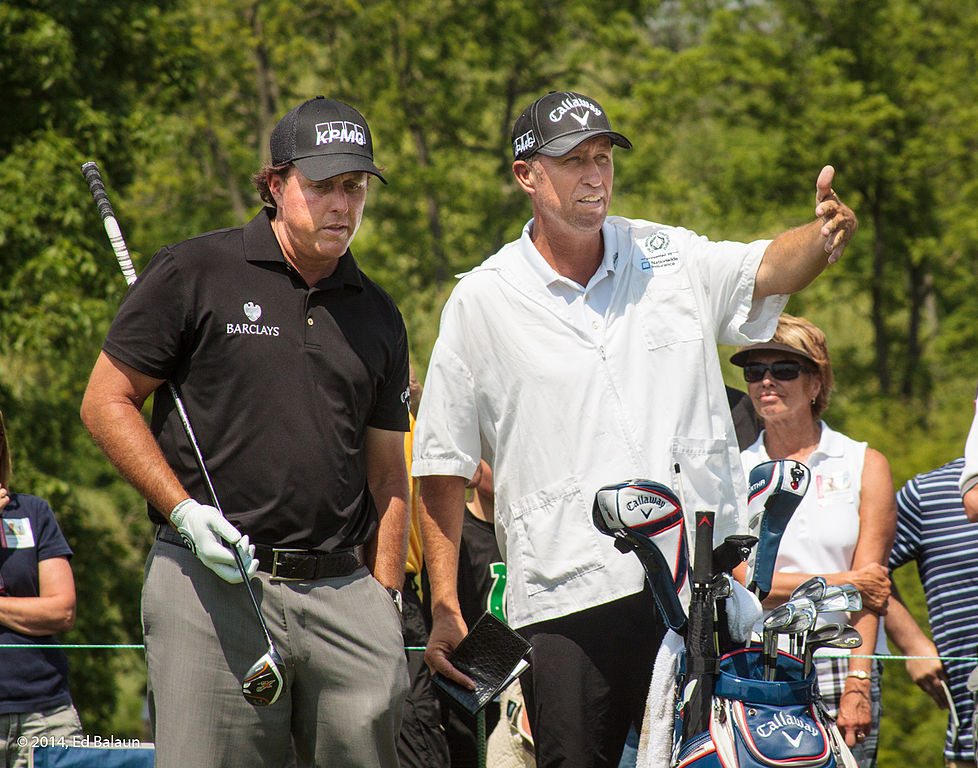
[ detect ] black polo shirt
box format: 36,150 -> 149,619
103,207 -> 410,550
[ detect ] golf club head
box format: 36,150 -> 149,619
824,625 -> 862,651
791,575 -> 828,604
804,624 -> 863,674
840,584 -> 863,612
783,597 -> 818,635
744,460 -> 811,599
593,479 -> 690,631
803,622 -> 849,675
242,648 -> 286,706
762,602 -> 796,680
777,596 -> 817,660
763,601 -> 797,632
816,585 -> 862,614
710,572 -> 734,601
810,621 -> 844,639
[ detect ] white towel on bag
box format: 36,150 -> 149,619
637,628 -> 685,768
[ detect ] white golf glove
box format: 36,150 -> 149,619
169,499 -> 258,583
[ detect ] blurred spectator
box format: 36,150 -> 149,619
888,457 -> 978,768
0,408 -> 82,768
726,385 -> 763,451
487,679 -> 535,768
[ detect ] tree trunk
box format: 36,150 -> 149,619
870,195 -> 891,394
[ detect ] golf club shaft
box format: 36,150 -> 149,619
673,462 -> 694,558
803,645 -> 815,677
82,161 -> 275,651
763,627 -> 777,681
170,393 -> 277,651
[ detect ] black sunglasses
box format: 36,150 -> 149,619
742,360 -> 814,383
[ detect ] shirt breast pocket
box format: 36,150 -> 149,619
636,283 -> 704,351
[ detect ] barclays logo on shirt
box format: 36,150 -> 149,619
226,301 -> 281,337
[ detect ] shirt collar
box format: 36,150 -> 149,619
518,218 -> 618,292
244,207 -> 363,291
810,421 -> 844,459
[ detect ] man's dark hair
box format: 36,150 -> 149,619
251,162 -> 293,206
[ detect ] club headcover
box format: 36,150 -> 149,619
712,534 -> 758,576
743,459 -> 811,599
593,479 -> 690,632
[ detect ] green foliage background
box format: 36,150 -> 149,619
3,0 -> 977,761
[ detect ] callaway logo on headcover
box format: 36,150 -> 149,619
625,493 -> 666,516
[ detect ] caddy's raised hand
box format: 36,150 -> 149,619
815,165 -> 858,264
169,498 -> 258,583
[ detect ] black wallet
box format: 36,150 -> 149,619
431,611 -> 532,715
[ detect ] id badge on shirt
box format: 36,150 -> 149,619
1,517 -> 35,549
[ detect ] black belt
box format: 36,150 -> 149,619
155,525 -> 364,580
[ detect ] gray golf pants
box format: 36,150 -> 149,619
142,539 -> 408,768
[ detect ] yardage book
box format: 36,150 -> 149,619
431,612 -> 531,715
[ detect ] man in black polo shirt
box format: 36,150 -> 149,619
81,96 -> 411,767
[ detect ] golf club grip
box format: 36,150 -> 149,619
81,161 -> 138,286
81,161 -> 115,220
693,510 -> 714,584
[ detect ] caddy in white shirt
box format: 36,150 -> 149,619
414,215 -> 784,628
413,88 -> 858,768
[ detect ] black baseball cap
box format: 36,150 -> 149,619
270,96 -> 387,184
511,91 -> 632,161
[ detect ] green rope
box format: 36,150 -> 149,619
477,708 -> 487,768
2,645 -> 976,665
0,644 -> 145,649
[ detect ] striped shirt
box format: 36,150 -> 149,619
891,457 -> 978,761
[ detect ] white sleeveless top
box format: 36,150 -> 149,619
742,421 -> 887,654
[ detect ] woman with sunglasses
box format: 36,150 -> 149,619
730,314 -> 896,768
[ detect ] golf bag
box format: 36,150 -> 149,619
592,462 -> 858,768
673,647 -> 856,768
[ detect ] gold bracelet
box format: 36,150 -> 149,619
846,670 -> 871,680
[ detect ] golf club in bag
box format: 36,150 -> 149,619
744,460 -> 811,600
679,510 -> 717,743
81,161 -> 285,706
593,479 -> 691,633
